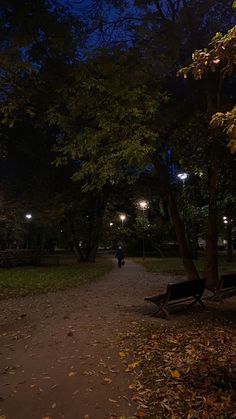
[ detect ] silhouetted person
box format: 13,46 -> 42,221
115,246 -> 124,268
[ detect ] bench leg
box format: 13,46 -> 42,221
151,304 -> 169,320
188,296 -> 205,308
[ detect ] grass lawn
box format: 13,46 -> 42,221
135,255 -> 236,275
0,256 -> 113,300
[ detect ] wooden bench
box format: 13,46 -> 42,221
207,272 -> 236,300
145,278 -> 206,319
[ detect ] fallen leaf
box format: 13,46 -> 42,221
73,389 -> 80,396
103,377 -> 112,384
68,371 -> 77,377
125,361 -> 139,371
136,410 -> 147,418
51,403 -> 56,409
170,369 -> 180,379
119,351 -> 126,359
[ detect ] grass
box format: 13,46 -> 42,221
135,255 -> 236,275
0,256 -> 113,300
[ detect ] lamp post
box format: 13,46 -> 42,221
119,214 -> 126,228
25,213 -> 32,248
177,172 -> 188,187
138,200 -> 148,259
119,214 -> 126,245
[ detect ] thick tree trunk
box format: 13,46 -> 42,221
153,156 -> 199,280
204,156 -> 219,288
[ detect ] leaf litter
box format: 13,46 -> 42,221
118,319 -> 236,418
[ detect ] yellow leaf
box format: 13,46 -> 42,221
170,369 -> 180,379
126,361 -> 139,371
119,351 -> 126,359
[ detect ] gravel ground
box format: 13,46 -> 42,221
0,257 -> 235,419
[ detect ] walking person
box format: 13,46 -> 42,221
115,246 -> 125,268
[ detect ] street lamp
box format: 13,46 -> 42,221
119,214 -> 126,227
24,213 -> 32,249
139,200 -> 148,212
138,200 -> 148,259
177,172 -> 188,187
25,213 -> 32,220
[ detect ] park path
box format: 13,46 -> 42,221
0,258 -> 168,419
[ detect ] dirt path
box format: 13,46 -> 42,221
0,258 -> 169,419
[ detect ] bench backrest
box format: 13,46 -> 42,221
219,273 -> 236,290
166,278 -> 206,302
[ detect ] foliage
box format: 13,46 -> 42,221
119,320 -> 236,418
0,0 -> 81,125
210,106 -> 236,153
51,52 -> 163,190
0,256 -> 112,299
178,24 -> 236,151
178,25 -> 236,81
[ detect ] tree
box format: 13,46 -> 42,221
178,21 -> 236,287
0,0 -> 88,255
50,0 -> 234,275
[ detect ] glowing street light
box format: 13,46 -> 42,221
119,214 -> 126,227
25,213 -> 32,249
109,222 -> 114,226
138,200 -> 148,259
177,172 -> 188,187
25,213 -> 32,220
139,200 -> 148,212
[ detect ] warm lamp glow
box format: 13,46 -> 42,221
139,200 -> 148,210
25,213 -> 32,220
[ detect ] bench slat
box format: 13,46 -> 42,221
167,279 -> 205,301
145,278 -> 206,319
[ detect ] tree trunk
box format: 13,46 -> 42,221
153,156 -> 199,280
226,220 -> 233,262
85,185 -> 109,262
204,156 -> 219,288
68,212 -> 84,262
